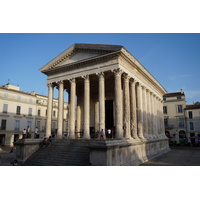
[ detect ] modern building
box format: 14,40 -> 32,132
0,83 -> 68,146
39,43 -> 169,166
163,89 -> 187,144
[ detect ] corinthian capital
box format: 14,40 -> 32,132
113,68 -> 123,76
82,75 -> 90,81
69,78 -> 76,84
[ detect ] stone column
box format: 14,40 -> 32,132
155,96 -> 158,138
57,80 -> 64,139
98,72 -> 105,133
82,75 -> 90,139
152,94 -> 156,138
69,78 -> 76,139
130,78 -> 138,140
146,90 -> 151,139
136,82 -> 145,140
46,83 -> 54,138
113,69 -> 123,139
142,86 -> 147,139
95,101 -> 99,133
149,92 -> 153,139
123,73 -> 131,139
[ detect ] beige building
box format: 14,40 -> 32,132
163,90 -> 187,144
185,102 -> 200,145
0,83 -> 68,146
39,43 -> 169,165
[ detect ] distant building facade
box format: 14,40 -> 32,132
163,90 -> 200,145
0,84 -> 68,146
185,102 -> 200,145
163,90 -> 187,144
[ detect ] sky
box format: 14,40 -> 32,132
0,33 -> 200,104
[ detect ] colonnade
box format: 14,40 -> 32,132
46,69 -> 165,140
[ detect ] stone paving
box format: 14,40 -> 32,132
140,146 -> 200,166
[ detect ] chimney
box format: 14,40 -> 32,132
180,89 -> 184,94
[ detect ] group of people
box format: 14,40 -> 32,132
42,136 -> 52,148
22,126 -> 39,139
99,128 -> 115,140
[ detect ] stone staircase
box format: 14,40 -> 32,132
24,139 -> 91,166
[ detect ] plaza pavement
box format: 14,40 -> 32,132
140,146 -> 200,166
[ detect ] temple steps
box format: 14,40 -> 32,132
24,139 -> 91,166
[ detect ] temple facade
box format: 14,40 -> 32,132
39,43 -> 169,165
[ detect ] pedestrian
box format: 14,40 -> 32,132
9,148 -> 15,165
22,128 -> 26,139
42,137 -> 48,148
13,159 -> 19,166
107,129 -> 111,139
34,127 -> 38,138
100,129 -> 105,140
27,126 -> 31,138
48,136 -> 52,147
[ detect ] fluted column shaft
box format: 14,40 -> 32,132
136,82 -> 144,139
69,78 -> 76,139
123,73 -> 131,139
146,90 -> 151,139
46,83 -> 54,138
130,79 -> 138,139
142,86 -> 147,138
114,69 -> 123,139
98,72 -> 105,132
83,75 -> 90,139
57,81 -> 64,138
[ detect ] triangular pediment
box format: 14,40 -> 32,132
61,51 -> 102,65
39,43 -> 123,72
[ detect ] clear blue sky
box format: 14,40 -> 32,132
0,33 -> 200,104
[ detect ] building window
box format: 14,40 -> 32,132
15,120 -> 20,131
177,96 -> 181,100
53,110 -> 56,117
3,104 -> 8,113
188,111 -> 193,119
1,119 -> 7,130
16,106 -> 21,115
177,105 -> 183,113
163,97 -> 166,101
28,108 -> 32,116
189,122 -> 194,130
37,109 -> 41,116
164,118 -> 168,127
179,118 -> 184,128
163,106 -> 167,114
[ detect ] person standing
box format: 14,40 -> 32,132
22,129 -> 26,139
100,129 -> 105,140
34,127 -> 38,138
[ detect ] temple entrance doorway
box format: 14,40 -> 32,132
105,100 -> 114,130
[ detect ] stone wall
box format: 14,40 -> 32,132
89,139 -> 170,166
